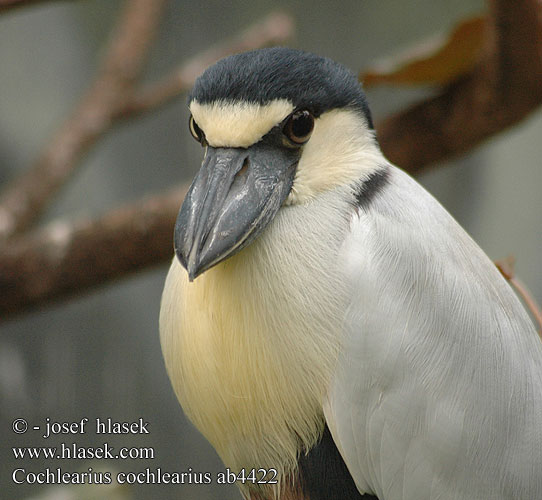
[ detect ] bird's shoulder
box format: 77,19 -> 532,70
325,165 -> 542,499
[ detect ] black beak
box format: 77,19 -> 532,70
174,141 -> 299,280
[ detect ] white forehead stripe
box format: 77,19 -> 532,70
190,99 -> 294,148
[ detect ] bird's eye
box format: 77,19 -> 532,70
283,110 -> 314,144
189,115 -> 205,143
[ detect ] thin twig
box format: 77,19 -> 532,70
0,0 -> 168,242
496,256 -> 542,339
511,277 -> 542,339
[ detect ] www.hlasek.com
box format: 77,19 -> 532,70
11,417 -> 278,486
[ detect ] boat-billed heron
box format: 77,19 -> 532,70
160,48 -> 542,500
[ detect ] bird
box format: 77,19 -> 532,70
159,47 -> 542,500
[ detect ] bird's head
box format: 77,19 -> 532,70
175,47 -> 379,280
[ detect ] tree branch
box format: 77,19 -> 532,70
115,12 -> 295,120
0,185 -> 187,319
0,0 -> 168,242
377,0 -> 542,172
0,0 -> 72,14
0,6 -> 294,243
0,5 -> 294,319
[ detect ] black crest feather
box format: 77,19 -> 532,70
189,47 -> 373,128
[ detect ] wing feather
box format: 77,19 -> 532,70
325,166 -> 542,500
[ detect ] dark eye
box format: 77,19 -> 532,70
189,115 -> 204,143
283,110 -> 314,144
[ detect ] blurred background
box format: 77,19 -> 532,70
1,0 -> 540,499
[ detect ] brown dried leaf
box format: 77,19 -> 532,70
361,15 -> 486,88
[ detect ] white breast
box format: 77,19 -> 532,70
159,188 -> 355,483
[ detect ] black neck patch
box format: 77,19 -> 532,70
353,166 -> 390,211
297,424 -> 378,500
189,47 -> 373,129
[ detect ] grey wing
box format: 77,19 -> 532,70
324,166 -> 542,500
